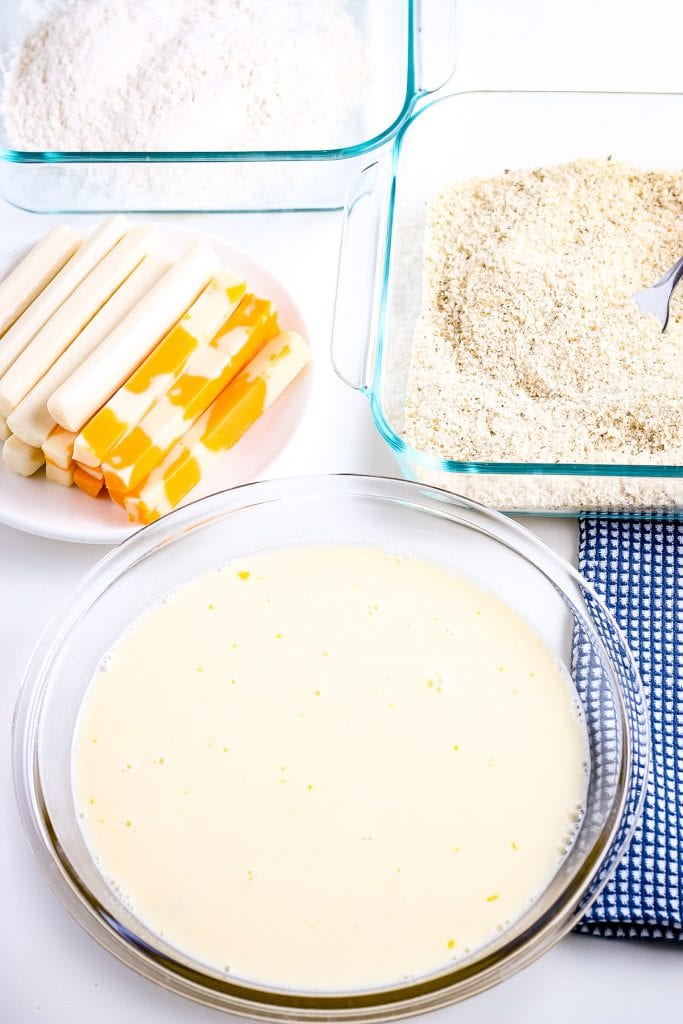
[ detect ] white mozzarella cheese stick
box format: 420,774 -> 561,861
0,225 -> 81,340
3,434 -> 44,476
46,461 -> 75,487
0,415 -> 9,442
0,225 -> 160,417
0,215 -> 128,381
49,240 -> 218,433
8,253 -> 172,448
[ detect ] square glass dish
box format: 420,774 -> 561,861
0,0 -> 455,213
332,90 -> 683,516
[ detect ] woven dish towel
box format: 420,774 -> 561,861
575,517 -> 683,941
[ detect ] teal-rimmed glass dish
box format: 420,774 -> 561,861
332,91 -> 683,515
13,475 -> 648,1019
0,0 -> 456,213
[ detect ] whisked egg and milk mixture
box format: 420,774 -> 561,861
72,544 -> 588,991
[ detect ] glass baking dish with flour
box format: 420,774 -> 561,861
0,0 -> 455,213
333,91 -> 683,516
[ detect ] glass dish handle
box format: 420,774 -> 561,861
414,0 -> 458,95
331,158 -> 392,392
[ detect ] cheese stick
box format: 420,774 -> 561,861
74,465 -> 105,498
0,415 -> 9,443
7,253 -> 172,449
0,225 -> 161,417
49,240 -> 218,433
0,215 -> 128,380
42,425 -> 76,471
126,332 -> 310,524
103,295 -> 277,495
46,461 -> 75,487
75,461 -> 104,481
3,434 -> 45,476
73,270 -> 246,468
107,486 -> 128,509
0,225 -> 81,340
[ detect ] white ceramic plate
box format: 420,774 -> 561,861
0,225 -> 311,544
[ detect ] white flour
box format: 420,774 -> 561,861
2,0 -> 366,152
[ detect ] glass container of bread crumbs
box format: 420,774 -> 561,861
0,0 -> 455,213
332,90 -> 683,516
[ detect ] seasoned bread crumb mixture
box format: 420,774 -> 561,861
404,158 -> 683,465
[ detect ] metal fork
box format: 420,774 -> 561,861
633,257 -> 683,331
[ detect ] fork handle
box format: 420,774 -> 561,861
655,256 -> 683,288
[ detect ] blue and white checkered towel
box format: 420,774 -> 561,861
575,517 -> 683,941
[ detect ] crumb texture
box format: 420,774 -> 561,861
404,158 -> 683,473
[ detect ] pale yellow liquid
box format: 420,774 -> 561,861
73,545 -> 588,991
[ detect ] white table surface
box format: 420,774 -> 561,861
3,1 -> 682,1020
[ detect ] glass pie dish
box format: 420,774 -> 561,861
0,0 -> 455,213
332,91 -> 683,515
13,475 -> 648,1020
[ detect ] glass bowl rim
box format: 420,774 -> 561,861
12,473 -> 650,1020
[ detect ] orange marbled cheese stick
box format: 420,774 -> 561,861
46,460 -> 75,487
74,464 -> 105,498
49,239 -> 218,433
125,331 -> 310,525
103,295 -> 277,496
73,271 -> 246,469
74,460 -> 104,481
42,425 -> 77,471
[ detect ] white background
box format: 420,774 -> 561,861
2,0 -> 682,1020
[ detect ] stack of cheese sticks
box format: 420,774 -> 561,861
0,217 -> 310,524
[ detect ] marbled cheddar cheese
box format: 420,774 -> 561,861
74,464 -> 105,498
126,331 -> 309,524
107,486 -> 129,509
103,295 -> 277,496
46,461 -> 75,487
48,240 -> 218,433
73,271 -> 246,469
42,424 -> 77,471
74,461 -> 104,481
8,253 -> 171,449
